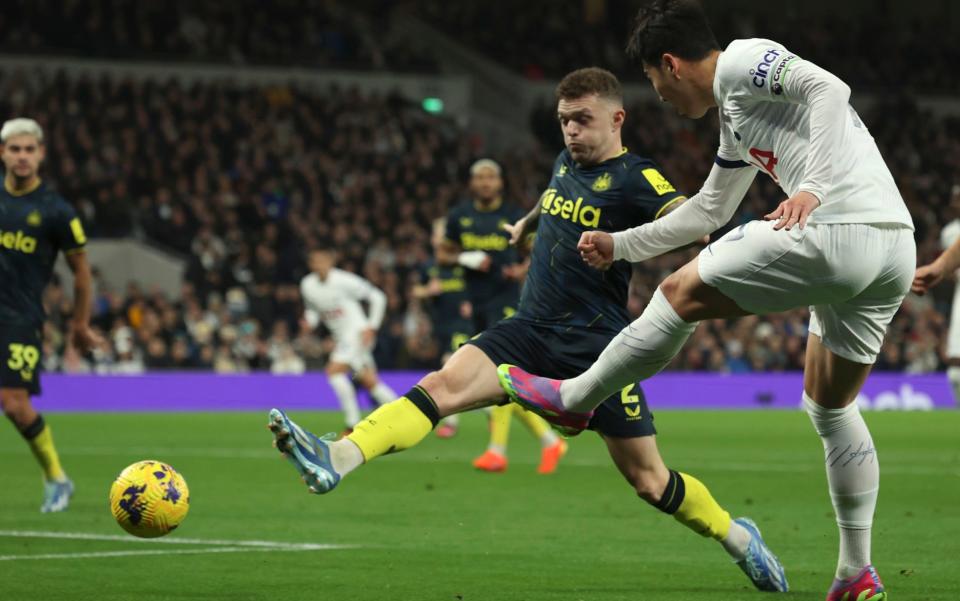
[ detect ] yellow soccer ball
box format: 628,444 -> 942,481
109,460 -> 190,538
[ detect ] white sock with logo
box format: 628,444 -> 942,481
328,373 -> 361,428
804,393 -> 878,580
559,288 -> 697,413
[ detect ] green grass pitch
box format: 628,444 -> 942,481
1,410 -> 957,600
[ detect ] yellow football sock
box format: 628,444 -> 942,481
670,471 -> 732,540
511,404 -> 554,443
26,422 -> 66,482
487,405 -> 512,452
347,394 -> 435,462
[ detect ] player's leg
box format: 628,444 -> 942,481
509,406 -> 566,474
499,255 -> 745,429
804,224 -> 913,600
594,388 -> 787,592
435,333 -> 469,438
1,388 -> 72,512
325,360 -> 361,430
472,405 -> 511,472
354,366 -> 397,408
269,343 -> 504,493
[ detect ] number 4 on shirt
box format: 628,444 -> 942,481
749,148 -> 779,183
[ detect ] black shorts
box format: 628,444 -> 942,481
466,319 -> 655,438
0,324 -> 43,395
435,326 -> 473,357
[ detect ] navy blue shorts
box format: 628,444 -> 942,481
0,324 -> 43,395
466,319 -> 655,438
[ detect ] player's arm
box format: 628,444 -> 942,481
65,250 -> 101,351
436,213 -> 490,271
342,273 -> 388,346
299,280 -> 321,332
913,236 -> 960,295
579,161 -> 757,268
502,203 -> 540,247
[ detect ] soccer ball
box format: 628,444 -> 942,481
109,460 -> 190,538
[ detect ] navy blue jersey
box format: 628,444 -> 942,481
419,260 -> 469,325
0,179 -> 86,327
515,149 -> 685,334
444,199 -> 526,308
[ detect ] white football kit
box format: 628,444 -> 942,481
940,220 -> 960,358
301,269 -> 387,371
612,38 -> 916,363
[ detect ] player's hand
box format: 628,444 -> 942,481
361,328 -> 376,348
577,231 -> 615,270
70,322 -> 103,352
764,191 -> 821,231
502,263 -> 527,282
912,262 -> 946,296
460,301 -> 473,319
502,218 -> 528,246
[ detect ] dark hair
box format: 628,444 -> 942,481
626,0 -> 719,66
555,67 -> 623,102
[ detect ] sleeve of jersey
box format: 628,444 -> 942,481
626,164 -> 687,223
444,210 -> 461,245
719,40 -> 850,204
342,272 -> 387,329
300,281 -> 320,329
611,162 -> 757,263
55,201 -> 87,254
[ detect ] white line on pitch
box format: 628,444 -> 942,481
0,530 -> 351,550
0,546 -> 328,562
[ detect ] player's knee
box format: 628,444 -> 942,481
629,467 -> 669,505
0,390 -> 31,425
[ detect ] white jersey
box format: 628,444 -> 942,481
300,268 -> 387,342
714,38 -> 913,229
941,220 -> 960,358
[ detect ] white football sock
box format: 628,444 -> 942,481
539,430 -> 559,447
804,393 -> 878,580
369,381 -> 398,407
947,366 -> 960,404
720,520 -> 751,561
329,439 -> 364,476
559,288 -> 697,413
328,373 -> 361,427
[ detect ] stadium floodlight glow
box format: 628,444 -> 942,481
422,97 -> 444,114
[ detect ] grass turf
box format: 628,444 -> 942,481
0,410 -> 957,600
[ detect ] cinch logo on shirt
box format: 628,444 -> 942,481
461,232 -> 509,251
0,230 -> 37,253
539,188 -> 601,228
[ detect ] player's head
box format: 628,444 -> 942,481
626,0 -> 720,119
1,118 -> 45,181
307,244 -> 337,277
555,68 -> 625,166
469,159 -> 503,204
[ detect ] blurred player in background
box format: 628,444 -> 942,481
300,246 -> 397,432
914,184 -> 960,402
412,219 -> 473,438
500,2 -> 916,599
0,118 -> 100,512
436,159 -> 566,474
268,68 -> 786,593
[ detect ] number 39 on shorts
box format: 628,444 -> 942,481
8,343 -> 40,372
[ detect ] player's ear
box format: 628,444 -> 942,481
611,106 -> 626,132
662,54 -> 680,79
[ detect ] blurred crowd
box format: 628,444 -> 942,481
0,42 -> 956,375
419,0 -> 960,92
0,0 -> 436,72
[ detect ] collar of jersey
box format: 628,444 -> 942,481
4,176 -> 42,197
473,197 -> 503,212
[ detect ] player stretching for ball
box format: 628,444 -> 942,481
0,118 -> 100,512
269,69 -> 786,592
300,246 -> 397,431
498,2 -> 914,599
437,159 -> 566,473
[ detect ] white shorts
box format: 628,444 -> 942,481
329,337 -> 376,373
698,220 -> 916,364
